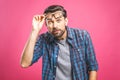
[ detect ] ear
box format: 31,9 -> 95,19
65,18 -> 68,26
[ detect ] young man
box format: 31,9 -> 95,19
20,5 -> 98,80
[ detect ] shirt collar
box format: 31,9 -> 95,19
66,26 -> 73,40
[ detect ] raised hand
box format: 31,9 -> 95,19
32,15 -> 45,33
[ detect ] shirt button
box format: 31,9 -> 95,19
55,55 -> 57,58
53,75 -> 55,78
78,49 -> 80,51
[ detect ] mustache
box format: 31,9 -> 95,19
52,28 -> 60,31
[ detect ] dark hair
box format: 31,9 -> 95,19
43,5 -> 67,18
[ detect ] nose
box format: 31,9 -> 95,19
53,21 -> 58,28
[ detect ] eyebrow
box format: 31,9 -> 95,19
55,15 -> 63,19
46,18 -> 52,21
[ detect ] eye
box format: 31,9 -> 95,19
56,19 -> 62,23
48,21 -> 53,24
46,20 -> 53,26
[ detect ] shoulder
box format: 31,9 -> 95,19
37,32 -> 54,43
69,27 -> 89,40
71,27 -> 88,34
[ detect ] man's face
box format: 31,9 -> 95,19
45,11 -> 68,39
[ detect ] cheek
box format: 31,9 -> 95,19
58,21 -> 65,27
61,20 -> 67,26
60,22 -> 66,29
47,26 -> 53,32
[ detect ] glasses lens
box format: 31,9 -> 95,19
45,12 -> 63,20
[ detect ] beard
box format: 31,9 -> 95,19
51,27 -> 66,39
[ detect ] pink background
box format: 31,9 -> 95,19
0,0 -> 120,80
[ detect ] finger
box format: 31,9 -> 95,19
33,15 -> 38,21
38,15 -> 40,21
33,16 -> 37,21
38,15 -> 42,21
33,15 -> 45,22
38,15 -> 45,22
33,15 -> 39,20
41,15 -> 45,20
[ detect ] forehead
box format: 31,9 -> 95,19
45,11 -> 63,18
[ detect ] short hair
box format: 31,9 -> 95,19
43,5 -> 67,18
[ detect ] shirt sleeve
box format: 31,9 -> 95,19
31,34 -> 45,65
84,30 -> 98,71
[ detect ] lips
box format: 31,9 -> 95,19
52,30 -> 60,34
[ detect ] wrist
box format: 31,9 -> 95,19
32,29 -> 39,35
30,30 -> 39,41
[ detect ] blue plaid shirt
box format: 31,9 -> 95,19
31,26 -> 98,80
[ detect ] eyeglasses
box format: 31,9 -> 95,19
45,11 -> 63,20
45,11 -> 64,26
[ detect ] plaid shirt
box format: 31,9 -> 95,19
31,26 -> 98,80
